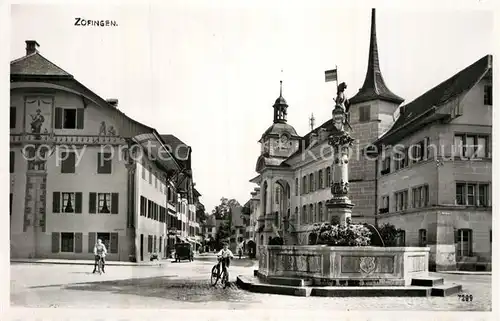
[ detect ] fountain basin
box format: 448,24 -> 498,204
258,245 -> 430,286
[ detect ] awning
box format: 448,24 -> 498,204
176,236 -> 187,243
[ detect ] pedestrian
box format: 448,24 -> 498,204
92,239 -> 107,273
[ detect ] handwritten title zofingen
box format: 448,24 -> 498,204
74,18 -> 118,27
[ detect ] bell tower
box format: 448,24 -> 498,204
347,8 -> 405,223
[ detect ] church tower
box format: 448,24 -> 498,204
257,80 -> 300,163
347,8 -> 404,223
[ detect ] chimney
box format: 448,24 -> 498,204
25,40 -> 40,56
106,99 -> 118,108
309,132 -> 318,148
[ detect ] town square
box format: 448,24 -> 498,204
6,2 -> 494,317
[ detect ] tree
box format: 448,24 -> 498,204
215,221 -> 231,250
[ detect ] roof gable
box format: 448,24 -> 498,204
380,54 -> 492,140
11,53 -> 72,77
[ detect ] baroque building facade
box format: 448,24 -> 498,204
10,40 -> 201,262
250,9 -> 492,271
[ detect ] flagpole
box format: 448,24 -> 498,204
335,65 -> 339,91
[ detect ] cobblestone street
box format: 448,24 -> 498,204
10,255 -> 491,311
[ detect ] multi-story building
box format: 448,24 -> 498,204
250,9 -> 492,271
9,40 -> 197,262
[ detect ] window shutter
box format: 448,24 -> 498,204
10,151 -> 15,173
55,108 -> 63,129
74,232 -> 83,253
76,108 -> 84,129
10,107 -> 16,129
97,153 -> 102,173
111,193 -> 119,214
89,192 -> 97,214
75,192 -> 82,213
88,232 -> 96,253
69,152 -> 76,173
51,232 -> 60,253
110,233 -> 118,253
53,192 -> 60,213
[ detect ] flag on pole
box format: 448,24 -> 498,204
325,69 -> 338,82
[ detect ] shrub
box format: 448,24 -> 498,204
377,223 -> 404,246
313,222 -> 372,246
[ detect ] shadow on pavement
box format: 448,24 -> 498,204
61,276 -> 257,303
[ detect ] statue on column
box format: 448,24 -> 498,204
333,82 -> 352,131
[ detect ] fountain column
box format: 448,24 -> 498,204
326,83 -> 355,226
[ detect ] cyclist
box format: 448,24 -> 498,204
92,239 -> 107,274
216,242 -> 234,276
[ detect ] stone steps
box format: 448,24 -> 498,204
238,275 -> 463,298
411,277 -> 444,287
430,284 -> 463,297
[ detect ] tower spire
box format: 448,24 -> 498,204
309,113 -> 315,131
273,76 -> 288,124
350,8 -> 404,105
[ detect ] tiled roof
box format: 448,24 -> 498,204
379,54 -> 492,140
11,52 -> 72,77
350,9 -> 404,105
283,118 -> 338,164
260,122 -> 299,142
160,134 -> 191,169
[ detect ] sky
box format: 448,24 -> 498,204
9,3 -> 494,213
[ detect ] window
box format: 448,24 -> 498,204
61,152 -> 76,173
140,196 -> 147,216
380,196 -> 389,213
419,229 -> 427,247
302,176 -> 307,194
302,205 -> 306,224
359,105 -> 370,122
54,107 -> 84,129
381,157 -> 390,175
318,170 -> 323,189
275,187 -> 280,204
148,235 -> 153,253
410,141 -> 424,163
395,190 -> 408,211
62,192 -> 76,213
10,107 -> 16,129
89,193 -> 119,214
10,151 -> 15,173
97,152 -> 112,174
484,85 -> 492,105
309,204 -> 314,223
148,166 -> 152,184
98,193 -> 111,213
309,173 -> 314,193
412,185 -> 429,208
456,182 -> 489,206
61,233 -> 75,252
295,178 -> 299,196
394,147 -> 408,170
326,167 -> 331,188
424,137 -> 431,160
318,202 -> 323,221
479,184 -> 489,206
454,134 -> 489,159
97,232 -> 111,251
456,229 -> 472,257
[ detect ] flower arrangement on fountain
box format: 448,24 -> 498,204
309,219 -> 372,246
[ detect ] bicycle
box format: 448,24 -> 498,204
95,254 -> 105,275
210,257 -> 229,288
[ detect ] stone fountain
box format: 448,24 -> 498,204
237,80 -> 462,297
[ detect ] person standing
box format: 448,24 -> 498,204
92,239 -> 107,273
